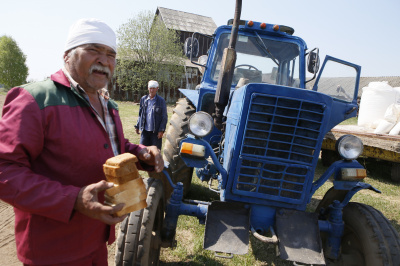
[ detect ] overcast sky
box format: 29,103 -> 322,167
1,0 -> 399,81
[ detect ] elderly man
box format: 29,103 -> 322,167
0,18 -> 163,265
135,80 -> 168,150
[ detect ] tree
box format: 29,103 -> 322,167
0,36 -> 29,90
116,10 -> 185,97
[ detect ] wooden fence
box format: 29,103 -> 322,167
108,67 -> 201,103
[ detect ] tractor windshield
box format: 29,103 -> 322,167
211,33 -> 301,88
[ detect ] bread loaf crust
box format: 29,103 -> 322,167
104,153 -> 138,166
103,153 -> 147,216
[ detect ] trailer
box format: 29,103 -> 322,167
322,124 -> 400,181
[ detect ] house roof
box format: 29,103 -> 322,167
156,7 -> 217,35
308,76 -> 400,97
359,76 -> 400,90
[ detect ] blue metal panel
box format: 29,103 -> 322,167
233,158 -> 311,205
222,83 -> 335,210
326,99 -> 358,131
250,205 -> 276,233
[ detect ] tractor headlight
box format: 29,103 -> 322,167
189,112 -> 214,137
335,135 -> 364,160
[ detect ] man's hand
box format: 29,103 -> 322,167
157,132 -> 164,139
135,128 -> 140,134
138,145 -> 164,172
74,180 -> 127,225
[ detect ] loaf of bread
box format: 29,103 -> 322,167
103,153 -> 147,217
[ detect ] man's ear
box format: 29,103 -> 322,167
63,51 -> 69,63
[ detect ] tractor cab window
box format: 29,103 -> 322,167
312,56 -> 361,103
211,33 -> 301,88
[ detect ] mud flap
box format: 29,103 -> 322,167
203,201 -> 250,255
276,209 -> 325,265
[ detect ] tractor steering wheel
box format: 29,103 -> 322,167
234,64 -> 260,71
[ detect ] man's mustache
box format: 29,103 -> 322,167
89,64 -> 111,79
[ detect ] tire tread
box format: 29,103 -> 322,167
341,202 -> 400,266
163,98 -> 195,196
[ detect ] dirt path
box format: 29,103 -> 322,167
0,201 -> 19,265
0,95 -> 20,265
0,94 -> 5,110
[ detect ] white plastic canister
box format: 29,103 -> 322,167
358,82 -> 396,128
394,87 -> 400,105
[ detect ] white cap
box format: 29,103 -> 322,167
148,80 -> 159,88
64,18 -> 116,52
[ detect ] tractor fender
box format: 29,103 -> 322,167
179,88 -> 199,108
315,182 -> 381,214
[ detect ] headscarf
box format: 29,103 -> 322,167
64,18 -> 116,52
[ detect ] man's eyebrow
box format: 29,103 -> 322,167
83,43 -> 97,48
86,44 -> 116,54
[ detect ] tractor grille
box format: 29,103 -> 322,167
233,93 -> 326,203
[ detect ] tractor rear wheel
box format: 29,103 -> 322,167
115,178 -> 164,266
325,202 -> 400,266
321,149 -> 340,167
391,162 -> 400,182
163,98 -> 195,198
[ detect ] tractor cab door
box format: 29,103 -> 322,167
312,55 -> 361,104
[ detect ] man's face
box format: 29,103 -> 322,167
148,87 -> 158,99
64,43 -> 116,93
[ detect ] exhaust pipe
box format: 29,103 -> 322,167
213,0 -> 242,130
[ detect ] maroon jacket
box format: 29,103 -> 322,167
0,70 -> 148,264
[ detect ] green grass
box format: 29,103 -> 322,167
339,117 -> 357,125
116,101 -> 400,265
116,101 -> 140,143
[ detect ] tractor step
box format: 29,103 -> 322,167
203,201 -> 250,255
276,209 -> 325,265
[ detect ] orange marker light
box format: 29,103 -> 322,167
273,25 -> 280,31
180,142 -> 206,157
260,23 -> 267,29
247,21 -> 254,27
341,168 -> 367,180
181,142 -> 193,155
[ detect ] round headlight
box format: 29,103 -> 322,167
189,112 -> 214,137
335,135 -> 364,160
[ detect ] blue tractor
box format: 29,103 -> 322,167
115,1 -> 400,265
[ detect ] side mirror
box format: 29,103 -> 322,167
307,48 -> 320,74
197,55 -> 208,74
184,37 -> 199,59
305,48 -> 320,84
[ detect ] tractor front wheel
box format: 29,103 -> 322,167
163,98 -> 195,198
325,202 -> 400,266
